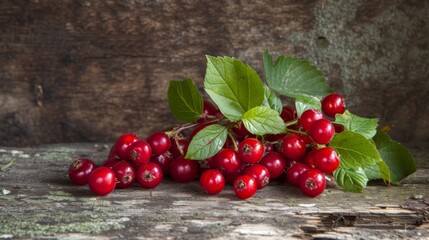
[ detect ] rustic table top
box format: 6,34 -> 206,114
0,143 -> 428,239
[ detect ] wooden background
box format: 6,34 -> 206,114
0,0 -> 428,146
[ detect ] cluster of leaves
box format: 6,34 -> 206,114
167,50 -> 416,193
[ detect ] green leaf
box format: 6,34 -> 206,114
185,124 -> 228,160
335,110 -> 379,139
263,50 -> 332,98
294,94 -> 321,117
168,78 -> 203,123
330,131 -> 383,169
334,167 -> 368,193
204,56 -> 264,121
372,131 -> 416,184
241,106 -> 286,135
262,85 -> 282,113
364,161 -> 391,183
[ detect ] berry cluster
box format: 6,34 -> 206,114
68,93 -> 346,199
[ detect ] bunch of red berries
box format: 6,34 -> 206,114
68,93 -> 346,199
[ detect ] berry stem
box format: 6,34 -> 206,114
285,119 -> 298,127
285,128 -> 308,135
227,132 -> 239,152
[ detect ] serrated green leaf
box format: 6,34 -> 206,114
262,85 -> 282,113
204,56 -> 264,121
263,50 -> 332,98
335,110 -> 379,139
330,131 -> 383,169
334,167 -> 368,193
294,94 -> 322,117
185,124 -> 228,160
364,161 -> 391,183
168,78 -> 203,123
241,106 -> 286,135
372,131 -> 416,184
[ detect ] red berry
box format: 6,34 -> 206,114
223,164 -> 246,185
234,175 -> 257,199
147,132 -> 171,155
310,119 -> 335,145
102,158 -> 121,170
199,169 -> 225,195
112,161 -> 136,189
286,162 -> 310,186
237,138 -> 264,164
169,157 -> 198,183
127,140 -> 152,165
215,148 -> 241,174
280,106 -> 297,122
136,162 -> 163,189
299,109 -> 324,132
298,169 -> 326,197
150,151 -> 174,175
302,148 -> 318,168
232,122 -> 251,137
198,100 -> 217,122
114,133 -> 139,160
108,145 -> 119,159
170,139 -> 189,157
68,158 -> 96,185
244,164 -> 270,189
88,167 -> 116,196
282,134 -> 306,160
322,93 -> 345,118
259,152 -> 286,179
313,147 -> 340,173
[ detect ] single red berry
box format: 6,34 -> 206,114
244,164 -> 270,189
280,106 -> 297,122
88,167 -> 116,196
232,122 -> 251,137
108,145 -> 119,159
286,162 -> 310,186
310,119 -> 335,145
259,152 -> 286,179
313,147 -> 340,173
136,162 -> 163,189
169,157 -> 198,183
302,149 -> 318,168
199,169 -> 225,195
112,161 -> 136,189
198,100 -> 217,123
114,133 -> 139,160
170,139 -> 189,157
322,93 -> 345,118
282,134 -> 306,160
102,158 -> 121,170
299,109 -> 324,132
68,158 -> 96,185
234,175 -> 257,199
150,150 -> 174,175
298,169 -> 326,197
127,140 -> 152,165
333,123 -> 345,133
216,148 -> 241,174
223,164 -> 246,185
147,132 -> 171,155
238,138 -> 264,164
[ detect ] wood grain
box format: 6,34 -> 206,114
0,143 -> 428,239
0,0 -> 428,146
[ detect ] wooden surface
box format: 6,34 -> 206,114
0,143 -> 428,239
0,0 -> 428,146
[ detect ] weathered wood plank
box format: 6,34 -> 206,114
0,0 -> 428,146
0,143 -> 428,239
